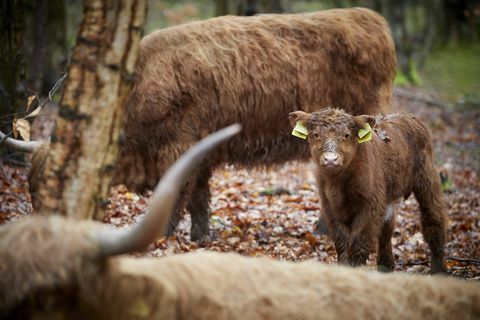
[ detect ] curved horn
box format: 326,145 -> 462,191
0,130 -> 44,153
97,124 -> 242,256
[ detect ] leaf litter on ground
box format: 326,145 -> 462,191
1,86 -> 479,278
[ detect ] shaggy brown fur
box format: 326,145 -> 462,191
1,216 -> 478,319
113,8 -> 397,240
289,108 -> 447,273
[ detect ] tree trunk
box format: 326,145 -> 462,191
25,0 -> 68,93
215,0 -> 229,16
35,0 -> 147,220
26,0 -> 49,93
0,0 -> 26,135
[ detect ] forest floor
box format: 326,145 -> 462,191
1,86 -> 479,278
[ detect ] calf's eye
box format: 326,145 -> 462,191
344,133 -> 350,139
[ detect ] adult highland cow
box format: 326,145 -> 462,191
1,8 -> 396,240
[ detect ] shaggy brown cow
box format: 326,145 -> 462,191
1,129 -> 479,320
115,7 -> 397,240
289,108 -> 447,273
1,8 -> 396,240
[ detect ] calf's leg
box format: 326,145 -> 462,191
348,231 -> 374,267
413,162 -> 447,274
331,228 -> 350,265
165,175 -> 197,237
331,222 -> 371,267
377,205 -> 395,272
322,209 -> 350,265
347,204 -> 384,267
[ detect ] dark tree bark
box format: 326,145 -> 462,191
24,0 -> 68,93
237,0 -> 259,16
26,1 -> 49,93
237,0 -> 285,16
35,0 -> 147,220
441,0 -> 480,43
0,0 -> 26,135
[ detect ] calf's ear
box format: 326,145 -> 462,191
353,115 -> 376,130
289,111 -> 312,128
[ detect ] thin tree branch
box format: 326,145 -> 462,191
446,256 -> 480,265
48,73 -> 67,102
399,256 -> 480,266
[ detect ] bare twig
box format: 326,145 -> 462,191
48,73 -> 67,102
446,256 -> 480,265
0,73 -> 66,148
0,74 -> 66,126
399,256 -> 480,267
28,73 -> 67,118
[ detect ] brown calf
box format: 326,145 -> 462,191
289,108 -> 447,273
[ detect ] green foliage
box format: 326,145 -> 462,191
146,0 -> 215,32
394,72 -> 409,86
422,44 -> 480,110
394,60 -> 422,86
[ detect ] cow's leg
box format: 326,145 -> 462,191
165,175 -> 196,237
187,168 -> 213,242
315,214 -> 329,235
413,160 -> 447,274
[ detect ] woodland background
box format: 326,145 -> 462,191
1,0 -> 479,278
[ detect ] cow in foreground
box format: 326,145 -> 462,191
1,126 -> 479,319
2,8 -> 396,240
289,108 -> 447,273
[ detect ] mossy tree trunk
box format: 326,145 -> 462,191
35,0 -> 147,220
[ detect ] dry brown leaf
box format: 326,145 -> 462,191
26,95 -> 37,112
2,85 -> 480,279
13,119 -> 31,141
25,105 -> 42,119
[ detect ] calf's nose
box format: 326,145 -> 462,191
323,152 -> 339,166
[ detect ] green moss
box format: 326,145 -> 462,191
394,72 -> 410,86
394,60 -> 422,86
422,44 -> 480,109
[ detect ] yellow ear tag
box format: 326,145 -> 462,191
357,123 -> 372,143
292,121 -> 308,139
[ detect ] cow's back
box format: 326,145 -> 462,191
118,8 -> 397,189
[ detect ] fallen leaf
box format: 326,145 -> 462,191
26,95 -> 37,112
13,119 -> 31,141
